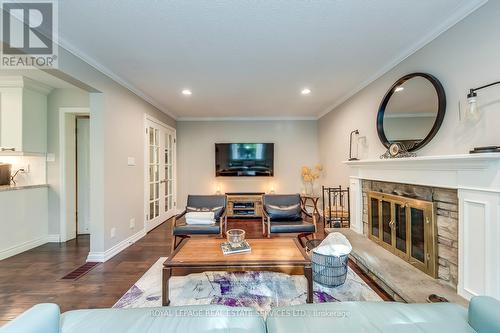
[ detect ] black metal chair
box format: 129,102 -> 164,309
262,194 -> 316,246
172,195 -> 227,250
322,186 -> 350,228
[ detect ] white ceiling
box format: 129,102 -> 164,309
58,0 -> 486,120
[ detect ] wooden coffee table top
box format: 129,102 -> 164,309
165,238 -> 310,267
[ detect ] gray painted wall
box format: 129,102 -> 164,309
318,1 -> 500,187
56,46 -> 176,254
177,120 -> 319,208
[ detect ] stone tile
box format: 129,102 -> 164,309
433,189 -> 458,204
436,201 -> 458,212
438,244 -> 458,266
438,236 -> 454,247
449,263 -> 458,286
437,216 -> 458,241
438,265 -> 450,281
438,258 -> 448,267
437,209 -> 450,217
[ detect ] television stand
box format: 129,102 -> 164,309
226,193 -> 264,218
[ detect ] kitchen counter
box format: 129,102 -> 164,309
0,184 -> 48,192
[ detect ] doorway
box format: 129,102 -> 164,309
145,117 -> 177,232
76,116 -> 90,235
59,107 -> 90,242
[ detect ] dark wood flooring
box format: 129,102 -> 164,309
0,218 -> 388,325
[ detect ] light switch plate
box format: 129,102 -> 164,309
127,157 -> 136,166
46,153 -> 56,162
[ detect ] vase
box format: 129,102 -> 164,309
305,182 -> 314,195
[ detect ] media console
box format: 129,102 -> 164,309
226,192 -> 264,218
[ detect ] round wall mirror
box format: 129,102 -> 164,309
377,73 -> 446,152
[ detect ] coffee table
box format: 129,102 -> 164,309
162,238 -> 312,306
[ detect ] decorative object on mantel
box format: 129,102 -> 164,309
377,73 -> 446,153
380,142 -> 417,159
470,146 -> 500,154
466,80 -> 500,122
348,129 -> 360,161
301,165 -> 323,195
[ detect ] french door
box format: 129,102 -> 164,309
145,119 -> 176,232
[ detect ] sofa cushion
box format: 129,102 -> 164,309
270,221 -> 315,233
61,305 -> 265,333
266,301 -> 475,333
173,218 -> 220,235
266,203 -> 302,221
1,304 -> 60,333
468,296 -> 500,333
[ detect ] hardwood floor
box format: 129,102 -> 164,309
0,217 -> 387,326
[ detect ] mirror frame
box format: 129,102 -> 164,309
376,73 -> 446,152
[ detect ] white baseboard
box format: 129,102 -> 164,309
46,234 -> 60,243
86,228 -> 147,262
0,236 -> 50,261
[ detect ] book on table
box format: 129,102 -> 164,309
221,241 -> 251,255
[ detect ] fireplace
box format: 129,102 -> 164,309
362,180 -> 457,287
345,154 -> 500,300
367,191 -> 437,277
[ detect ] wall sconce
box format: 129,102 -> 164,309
215,184 -> 222,195
349,129 -> 360,161
466,81 -> 500,122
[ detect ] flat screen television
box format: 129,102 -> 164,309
215,143 -> 274,177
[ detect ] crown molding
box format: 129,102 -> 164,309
55,37 -> 178,120
0,76 -> 53,94
177,116 -> 317,122
317,0 -> 488,119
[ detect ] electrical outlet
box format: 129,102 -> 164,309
129,218 -> 135,229
110,227 -> 116,238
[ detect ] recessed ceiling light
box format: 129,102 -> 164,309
182,89 -> 192,96
301,88 -> 311,95
395,86 -> 404,92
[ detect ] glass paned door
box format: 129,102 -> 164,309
410,207 -> 425,263
146,120 -> 176,231
394,203 -> 407,253
381,200 -> 392,245
148,126 -> 160,221
164,131 -> 175,214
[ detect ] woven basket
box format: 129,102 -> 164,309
312,251 -> 349,287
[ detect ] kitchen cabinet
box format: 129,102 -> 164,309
0,76 -> 51,154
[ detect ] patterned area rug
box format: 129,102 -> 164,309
114,257 -> 381,314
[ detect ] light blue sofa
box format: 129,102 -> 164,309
0,304 -> 265,333
266,296 -> 500,333
2,296 -> 499,333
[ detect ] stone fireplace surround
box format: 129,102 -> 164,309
344,154 -> 500,300
361,180 -> 458,288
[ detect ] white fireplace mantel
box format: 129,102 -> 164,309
343,153 -> 500,193
344,153 -> 500,301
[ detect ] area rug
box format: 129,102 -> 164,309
114,257 -> 381,314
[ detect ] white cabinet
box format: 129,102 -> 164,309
0,77 -> 51,154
